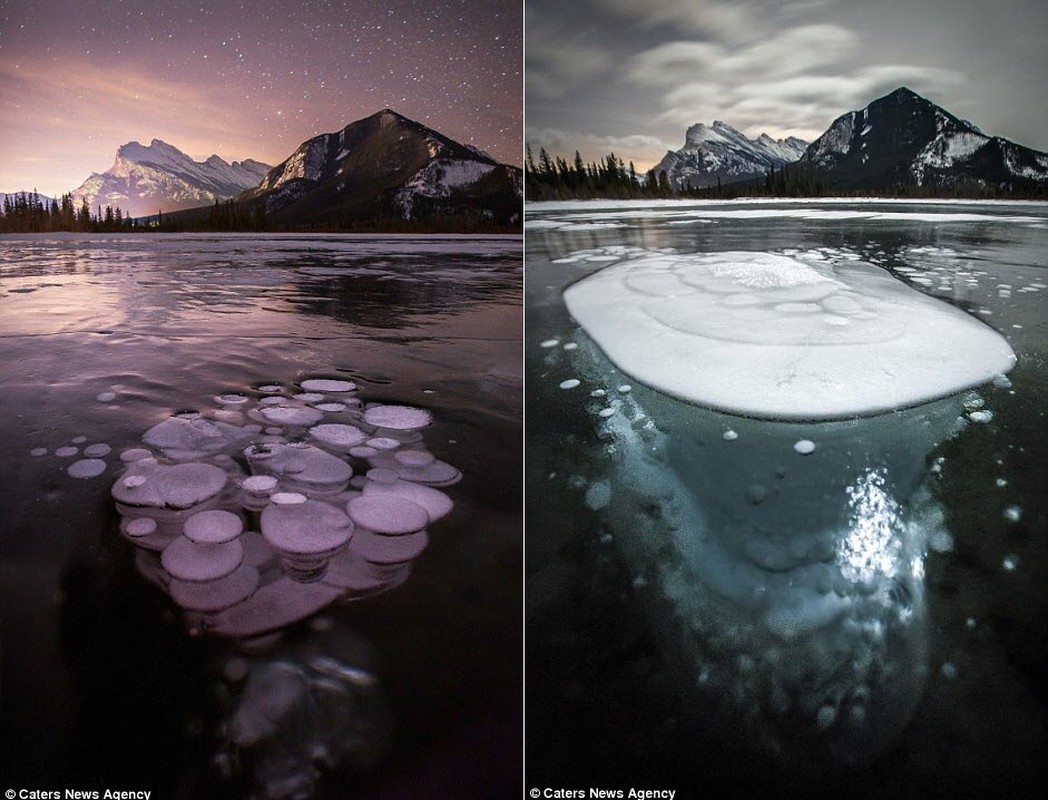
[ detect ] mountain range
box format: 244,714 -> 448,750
42,110 -> 520,228
654,122 -> 808,190
652,87 -> 1048,193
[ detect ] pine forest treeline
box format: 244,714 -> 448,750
0,193 -> 512,234
0,191 -> 274,234
0,191 -> 137,233
525,144 -> 825,201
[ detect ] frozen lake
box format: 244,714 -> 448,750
0,233 -> 522,797
526,199 -> 1046,796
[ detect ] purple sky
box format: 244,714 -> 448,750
0,0 -> 522,195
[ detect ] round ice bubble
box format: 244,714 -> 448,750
169,564 -> 260,612
346,495 -> 429,534
300,378 -> 357,393
362,477 -> 453,522
68,458 -> 107,479
362,404 -> 432,430
563,251 -> 1016,419
183,509 -> 244,544
260,405 -> 325,427
261,497 -> 353,555
309,423 -> 369,449
161,536 -> 244,582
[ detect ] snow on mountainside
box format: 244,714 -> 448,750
800,87 -> 1048,190
396,159 -> 497,219
654,121 -> 808,189
239,109 -> 521,227
71,140 -> 271,217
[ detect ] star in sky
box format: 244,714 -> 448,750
0,0 -> 521,194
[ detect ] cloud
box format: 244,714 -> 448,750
589,0 -> 762,40
625,24 -> 965,141
525,5 -> 614,100
525,126 -> 675,171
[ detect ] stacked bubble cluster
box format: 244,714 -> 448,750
110,377 -> 460,638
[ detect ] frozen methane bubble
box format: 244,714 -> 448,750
68,458 -> 107,479
143,416 -> 254,460
112,462 -> 228,511
242,475 -> 279,493
161,536 -> 244,582
244,442 -> 353,497
261,497 -> 354,582
30,447 -> 48,457
309,423 -> 369,450
300,378 -> 358,393
183,509 -> 244,544
563,251 -> 1016,419
55,446 -> 79,457
362,404 -> 432,431
559,379 -> 581,390
169,564 -> 260,612
392,450 -> 436,468
259,405 -> 325,427
362,476 -> 454,522
347,495 -> 429,534
315,402 -> 347,412
83,443 -> 112,457
123,518 -> 158,538
794,440 -> 816,455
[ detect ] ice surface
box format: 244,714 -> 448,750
564,250 -> 1015,419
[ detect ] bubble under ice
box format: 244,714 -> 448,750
105,376 -> 459,640
557,328 -> 986,770
563,251 -> 1016,419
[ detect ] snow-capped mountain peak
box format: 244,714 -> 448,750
72,140 -> 271,217
238,108 -> 520,227
799,86 -> 1048,189
658,121 -> 809,189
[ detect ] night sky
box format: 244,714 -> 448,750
0,0 -> 522,195
527,0 -> 1048,171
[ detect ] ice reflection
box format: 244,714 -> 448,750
566,333 -> 975,769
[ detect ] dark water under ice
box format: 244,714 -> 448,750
0,233 -> 522,797
525,200 -> 1047,798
